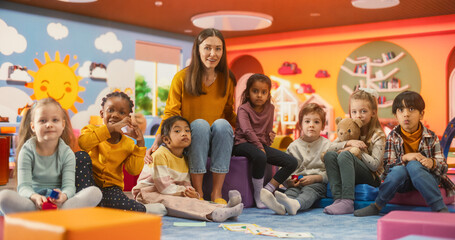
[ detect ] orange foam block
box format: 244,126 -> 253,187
4,207 -> 161,240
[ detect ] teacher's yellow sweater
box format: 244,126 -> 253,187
78,124 -> 146,189
158,68 -> 236,133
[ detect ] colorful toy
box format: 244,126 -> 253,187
42,190 -> 59,210
291,175 -> 303,180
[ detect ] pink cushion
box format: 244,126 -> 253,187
378,211 -> 455,240
389,188 -> 454,206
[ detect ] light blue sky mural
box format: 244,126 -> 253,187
0,2 -> 193,130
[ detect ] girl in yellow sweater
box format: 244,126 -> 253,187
78,91 -> 165,215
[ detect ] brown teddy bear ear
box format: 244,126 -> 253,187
336,117 -> 342,125
354,119 -> 363,128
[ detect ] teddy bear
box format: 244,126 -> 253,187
334,116 -> 365,158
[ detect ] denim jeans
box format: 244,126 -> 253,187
375,160 -> 446,211
324,151 -> 380,200
188,119 -> 233,174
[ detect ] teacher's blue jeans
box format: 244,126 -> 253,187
188,119 -> 233,174
375,160 -> 446,211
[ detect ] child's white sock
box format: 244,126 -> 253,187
264,182 -> 277,193
227,190 -> 242,207
260,188 -> 285,215
211,203 -> 244,222
252,178 -> 266,208
275,191 -> 300,215
144,203 -> 167,216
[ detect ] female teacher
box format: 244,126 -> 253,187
147,28 -> 236,204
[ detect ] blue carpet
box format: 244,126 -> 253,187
161,207 -> 381,239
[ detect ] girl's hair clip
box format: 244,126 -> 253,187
358,87 -> 379,99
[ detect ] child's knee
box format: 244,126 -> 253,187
387,166 -> 408,182
405,160 -> 426,172
323,151 -> 338,162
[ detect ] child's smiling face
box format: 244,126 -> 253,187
100,96 -> 131,125
164,120 -> 192,149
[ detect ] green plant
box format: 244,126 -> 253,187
135,74 -> 153,115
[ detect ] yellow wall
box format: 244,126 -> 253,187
226,15 -> 455,136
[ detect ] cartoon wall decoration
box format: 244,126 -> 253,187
337,41 -> 421,118
0,2 -> 193,131
89,62 -> 107,81
295,83 -> 315,94
278,62 -> 301,75
315,69 -> 330,78
26,51 -> 85,114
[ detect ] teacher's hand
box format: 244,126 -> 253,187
145,133 -> 162,164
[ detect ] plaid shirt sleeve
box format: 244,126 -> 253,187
383,132 -> 398,178
425,131 -> 447,177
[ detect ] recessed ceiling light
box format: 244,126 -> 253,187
310,13 -> 321,17
184,29 -> 193,33
351,0 -> 399,9
58,0 -> 97,2
155,1 -> 163,7
191,11 -> 273,31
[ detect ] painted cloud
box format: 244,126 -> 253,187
95,32 -> 122,53
0,18 -> 27,56
47,22 -> 69,40
10,68 -> 31,82
70,87 -> 110,130
0,87 -> 33,121
78,61 -> 92,78
0,62 -> 13,80
107,58 -> 134,89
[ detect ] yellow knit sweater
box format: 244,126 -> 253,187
158,68 -> 236,133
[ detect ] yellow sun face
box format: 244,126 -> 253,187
27,51 -> 85,113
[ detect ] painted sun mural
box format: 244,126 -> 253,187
27,51 -> 85,113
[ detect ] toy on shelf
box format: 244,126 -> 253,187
42,190 -> 59,210
340,51 -> 409,108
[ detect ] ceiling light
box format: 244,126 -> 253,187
155,1 -> 163,7
184,29 -> 193,33
310,13 -> 321,17
191,11 -> 273,31
58,0 -> 97,2
351,0 -> 399,9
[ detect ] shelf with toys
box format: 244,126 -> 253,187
340,51 -> 409,108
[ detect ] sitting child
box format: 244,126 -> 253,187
355,91 -> 455,216
132,116 -> 243,222
259,103 -> 331,215
78,92 -> 165,215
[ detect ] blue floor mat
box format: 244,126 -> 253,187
161,207 -> 381,240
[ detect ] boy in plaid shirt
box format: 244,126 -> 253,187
355,91 -> 455,216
